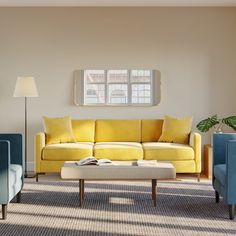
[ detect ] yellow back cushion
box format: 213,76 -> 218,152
95,120 -> 141,142
43,116 -> 75,145
72,120 -> 95,142
158,115 -> 193,144
141,120 -> 163,142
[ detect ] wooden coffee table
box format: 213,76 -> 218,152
61,162 -> 176,207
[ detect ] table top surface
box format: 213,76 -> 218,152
61,161 -> 176,180
62,161 -> 175,170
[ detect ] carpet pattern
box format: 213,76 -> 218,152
0,178 -> 236,235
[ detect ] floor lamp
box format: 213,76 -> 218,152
13,77 -> 39,178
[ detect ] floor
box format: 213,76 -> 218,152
0,174 -> 235,236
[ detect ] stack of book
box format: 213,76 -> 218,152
75,156 -> 113,166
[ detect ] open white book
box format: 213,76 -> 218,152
75,156 -> 113,166
137,160 -> 158,167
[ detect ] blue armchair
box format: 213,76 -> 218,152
213,133 -> 236,220
0,134 -> 23,220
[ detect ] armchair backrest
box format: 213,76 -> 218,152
0,134 -> 23,166
213,133 -> 236,166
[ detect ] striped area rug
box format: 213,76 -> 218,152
0,177 -> 235,235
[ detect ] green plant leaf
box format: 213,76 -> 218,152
196,115 -> 219,132
222,116 -> 236,131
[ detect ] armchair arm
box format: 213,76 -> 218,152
0,141 -> 10,203
0,134 -> 23,166
226,140 -> 236,204
35,132 -> 46,173
189,132 -> 201,173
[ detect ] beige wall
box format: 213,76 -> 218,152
0,7 -> 236,167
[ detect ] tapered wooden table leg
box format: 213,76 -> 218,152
82,179 -> 85,200
152,179 -> 157,207
152,181 -> 154,200
79,179 -> 84,207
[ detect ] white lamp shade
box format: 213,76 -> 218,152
13,76 -> 39,97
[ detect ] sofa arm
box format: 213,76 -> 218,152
189,132 -> 201,173
35,132 -> 46,173
0,141 -> 10,203
226,140 -> 236,204
0,134 -> 23,166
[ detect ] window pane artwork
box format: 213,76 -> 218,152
84,70 -> 105,83
108,84 -> 128,104
84,84 -> 105,104
132,84 -> 151,104
107,70 -> 128,83
82,69 -> 154,106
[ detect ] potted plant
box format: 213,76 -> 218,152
196,115 -> 236,133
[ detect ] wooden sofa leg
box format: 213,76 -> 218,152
2,204 -> 7,220
36,173 -> 46,182
229,205 -> 235,220
215,191 -> 220,203
16,191 -> 21,203
197,173 -> 200,182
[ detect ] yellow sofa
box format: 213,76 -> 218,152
35,119 -> 201,180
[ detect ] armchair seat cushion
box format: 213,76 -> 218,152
214,164 -> 226,187
9,164 -> 23,185
9,164 -> 23,201
42,143 -> 94,161
142,142 -> 194,161
94,142 -> 143,161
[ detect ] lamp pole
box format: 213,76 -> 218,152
24,97 -> 35,178
24,97 -> 28,177
13,76 -> 39,178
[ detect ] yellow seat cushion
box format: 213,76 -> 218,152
94,142 -> 143,161
142,142 -> 194,161
42,142 -> 93,161
158,115 -> 193,144
72,120 -> 95,142
43,116 -> 75,145
95,120 -> 141,142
